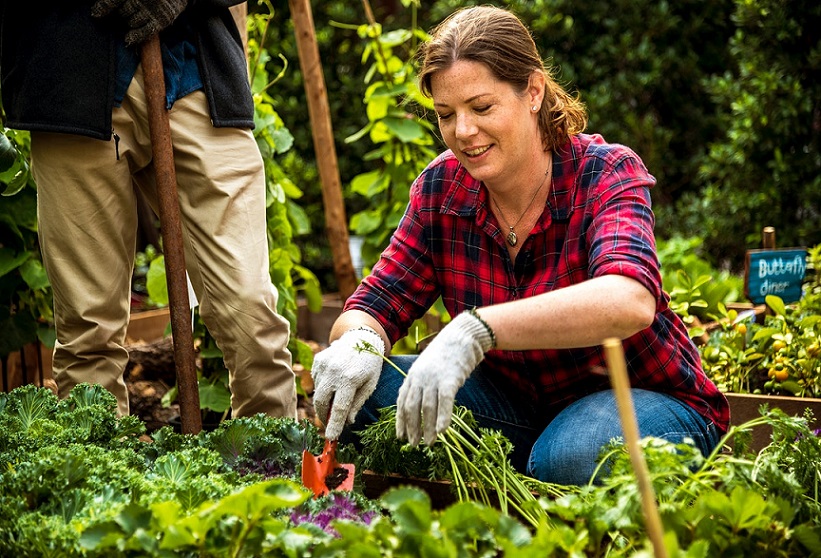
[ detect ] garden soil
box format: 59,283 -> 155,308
125,336 -> 322,433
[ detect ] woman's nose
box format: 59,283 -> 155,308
454,113 -> 476,139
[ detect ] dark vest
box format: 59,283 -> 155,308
0,1 -> 254,140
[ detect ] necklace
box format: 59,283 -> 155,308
492,159 -> 552,247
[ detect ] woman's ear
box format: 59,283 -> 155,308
528,69 -> 546,107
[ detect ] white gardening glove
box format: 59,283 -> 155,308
311,327 -> 386,440
396,310 -> 495,446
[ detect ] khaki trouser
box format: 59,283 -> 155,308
30,65 -> 297,419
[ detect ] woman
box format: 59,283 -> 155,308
311,5 -> 729,485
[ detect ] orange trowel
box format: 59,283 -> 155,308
302,406 -> 355,497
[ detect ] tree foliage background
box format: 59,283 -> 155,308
3,0 -> 819,301
689,0 -> 821,266
259,0 -> 819,284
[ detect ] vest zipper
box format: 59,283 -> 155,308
112,129 -> 121,160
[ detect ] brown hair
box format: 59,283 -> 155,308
417,5 -> 587,152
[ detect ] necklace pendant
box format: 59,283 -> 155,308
506,230 -> 518,247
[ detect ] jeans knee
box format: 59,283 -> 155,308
527,440 -> 608,486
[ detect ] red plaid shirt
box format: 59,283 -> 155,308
346,133 -> 730,432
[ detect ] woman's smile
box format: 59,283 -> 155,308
463,144 -> 492,158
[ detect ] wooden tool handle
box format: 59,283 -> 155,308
603,338 -> 668,558
140,35 -> 202,434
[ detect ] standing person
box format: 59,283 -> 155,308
310,5 -> 729,485
0,1 -> 298,419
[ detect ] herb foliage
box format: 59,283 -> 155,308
2,383 -> 820,556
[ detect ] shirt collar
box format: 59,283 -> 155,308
438,136 -> 580,225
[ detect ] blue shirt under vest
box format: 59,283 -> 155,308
113,12 -> 203,108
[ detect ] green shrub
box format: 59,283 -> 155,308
686,0 -> 821,271
657,236 -> 745,326
0,129 -> 54,363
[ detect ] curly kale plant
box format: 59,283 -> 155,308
0,383 -> 362,556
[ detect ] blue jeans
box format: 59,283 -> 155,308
342,355 -> 721,486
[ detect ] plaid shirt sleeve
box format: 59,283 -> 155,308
583,142 -> 663,305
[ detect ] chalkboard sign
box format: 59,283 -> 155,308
744,248 -> 808,304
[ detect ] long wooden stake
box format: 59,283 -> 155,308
603,338 -> 668,558
140,36 -> 202,435
289,0 -> 358,300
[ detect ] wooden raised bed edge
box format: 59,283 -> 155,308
361,470 -> 459,510
127,307 -> 171,344
725,392 -> 821,453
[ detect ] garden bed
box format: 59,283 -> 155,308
361,470 -> 460,510
3,382 -> 820,557
726,392 -> 821,452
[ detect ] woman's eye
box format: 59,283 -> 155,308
437,105 -> 489,121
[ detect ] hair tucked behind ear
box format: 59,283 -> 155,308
417,5 -> 587,152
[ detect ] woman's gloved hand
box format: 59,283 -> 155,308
92,0 -> 188,46
396,310 -> 495,446
311,327 -> 386,440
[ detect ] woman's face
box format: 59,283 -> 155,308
431,60 -> 542,189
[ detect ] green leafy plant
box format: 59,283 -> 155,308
657,236 -> 745,331
535,407 -> 821,557
249,1 -> 322,323
341,0 -> 439,267
3,383 -> 821,556
0,128 -> 55,369
0,383 -> 364,556
667,269 -> 712,331
701,287 -> 821,398
0,127 -> 29,195
801,242 -> 821,315
131,244 -> 163,309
